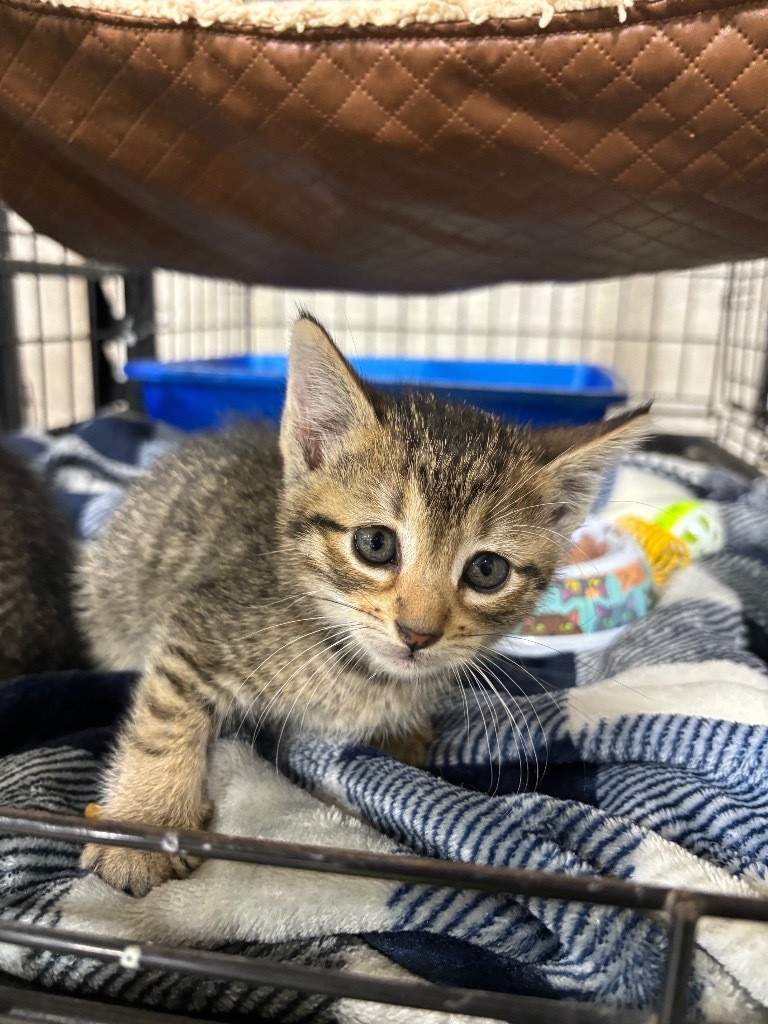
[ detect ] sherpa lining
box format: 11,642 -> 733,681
24,0 -> 631,33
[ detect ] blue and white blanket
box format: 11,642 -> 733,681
1,417 -> 767,1023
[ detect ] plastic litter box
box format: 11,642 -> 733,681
124,354 -> 628,431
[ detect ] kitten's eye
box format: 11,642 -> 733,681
354,526 -> 397,565
463,552 -> 509,591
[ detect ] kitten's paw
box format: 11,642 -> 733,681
80,798 -> 213,897
81,843 -> 199,898
378,722 -> 435,768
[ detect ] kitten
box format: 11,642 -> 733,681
79,314 -> 650,895
0,443 -> 83,680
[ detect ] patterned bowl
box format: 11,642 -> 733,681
497,519 -> 656,658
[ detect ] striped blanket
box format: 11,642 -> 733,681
1,417 -> 767,1022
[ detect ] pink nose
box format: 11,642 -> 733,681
396,622 -> 442,652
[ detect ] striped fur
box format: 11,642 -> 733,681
78,315 -> 648,895
0,445 -> 85,680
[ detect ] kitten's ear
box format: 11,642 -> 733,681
280,314 -> 377,477
538,402 -> 652,532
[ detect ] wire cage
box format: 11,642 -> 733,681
2,202 -> 768,1024
4,204 -> 768,471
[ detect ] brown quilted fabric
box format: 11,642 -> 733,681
1,0 -> 767,290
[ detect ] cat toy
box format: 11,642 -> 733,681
655,500 -> 725,558
615,500 -> 724,587
614,515 -> 691,588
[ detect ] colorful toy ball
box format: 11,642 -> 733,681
655,501 -> 725,558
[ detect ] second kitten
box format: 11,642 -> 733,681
0,444 -> 83,680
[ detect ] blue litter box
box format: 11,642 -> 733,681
124,354 -> 627,431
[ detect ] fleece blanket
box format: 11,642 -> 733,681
1,417 -> 768,1023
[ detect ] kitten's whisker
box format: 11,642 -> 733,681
294,666 -> 335,750
315,593 -> 385,625
274,647 -> 342,753
196,593 -> 314,644
273,633 -> 363,766
460,673 -> 495,794
246,625 -> 373,744
248,625 -> 370,730
230,624 -> 363,738
224,611 -> 341,645
294,630 -> 377,741
461,636 -> 557,736
472,652 -> 547,791
600,498 -> 666,514
272,673 -> 321,768
472,655 -> 539,795
468,638 -> 560,701
451,666 -> 472,740
467,660 -> 508,796
245,645 -> 339,748
471,662 -> 527,794
342,637 -> 374,686
465,632 -> 623,727
469,641 -> 571,720
227,624 -> 353,734
455,675 -> 475,766
465,628 -> 568,661
294,637 -> 363,745
225,618 -> 323,647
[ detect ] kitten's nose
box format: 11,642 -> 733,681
396,622 -> 442,652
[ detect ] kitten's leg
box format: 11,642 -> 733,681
81,643 -> 222,897
376,718 -> 435,768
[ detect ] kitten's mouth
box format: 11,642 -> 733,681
368,642 -> 449,682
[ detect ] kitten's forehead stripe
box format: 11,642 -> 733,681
380,392 -> 536,529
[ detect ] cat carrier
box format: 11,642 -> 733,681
1,0 -> 768,1018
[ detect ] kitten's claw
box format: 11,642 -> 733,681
81,843 -> 200,897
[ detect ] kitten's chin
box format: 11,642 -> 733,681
366,645 -> 450,684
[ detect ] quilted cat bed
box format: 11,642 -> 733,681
1,0 -> 767,290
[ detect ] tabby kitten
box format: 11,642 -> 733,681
0,444 -> 83,680
80,314 -> 649,896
